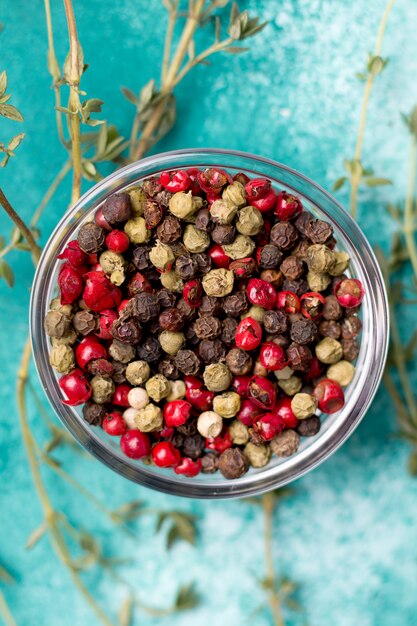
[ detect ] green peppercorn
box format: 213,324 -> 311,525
49,343 -> 75,374
149,240 -> 175,271
235,206 -> 264,236
222,181 -> 246,207
210,199 -> 238,224
125,360 -> 151,385
159,330 -> 185,355
203,363 -> 232,392
244,442 -> 271,467
169,191 -> 203,219
223,234 -> 256,260
183,225 -> 210,253
124,217 -> 150,244
202,269 -> 234,297
326,360 -> 355,386
145,374 -> 171,402
134,403 -> 163,432
315,337 -> 343,364
90,376 -> 115,404
212,391 -> 241,418
160,271 -> 184,293
291,393 -> 317,419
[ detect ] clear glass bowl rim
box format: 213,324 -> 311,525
30,148 -> 389,499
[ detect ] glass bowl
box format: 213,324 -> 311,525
30,149 -> 389,499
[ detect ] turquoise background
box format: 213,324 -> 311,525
1,1 -> 417,625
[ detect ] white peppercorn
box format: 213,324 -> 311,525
127,387 -> 150,410
197,411 -> 223,438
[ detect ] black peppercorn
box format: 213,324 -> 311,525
218,448 -> 248,479
73,310 -> 98,336
306,219 -> 333,244
294,211 -> 315,238
87,358 -> 114,377
101,192 -> 132,224
290,319 -> 318,345
341,338 -> 359,362
156,215 -> 182,243
134,292 -> 160,323
175,349 -> 202,375
226,347 -> 252,375
159,308 -> 184,332
154,189 -> 173,207
185,324 -> 200,346
177,418 -> 198,436
195,208 -> 213,232
194,252 -> 212,274
270,222 -> 298,250
280,255 -> 304,280
111,316 -> 142,344
286,343 -> 313,371
175,255 -> 198,280
341,316 -> 362,339
177,297 -> 198,322
182,433 -> 206,459
322,295 -> 342,320
319,319 -> 341,339
132,245 -> 151,271
199,339 -> 227,364
111,360 -> 127,383
143,198 -> 164,229
229,258 -> 257,278
211,223 -> 236,245
223,291 -> 249,317
157,288 -> 177,309
77,222 -> 106,254
137,337 -> 162,362
263,310 -> 289,334
260,269 -> 283,288
221,317 -> 238,345
193,316 -> 222,340
270,333 -> 291,349
297,416 -> 321,436
292,239 -> 310,260
82,401 -> 107,426
199,295 -> 223,317
282,278 -> 309,297
142,178 -> 163,197
258,244 -> 283,269
158,357 -> 180,379
170,432 -> 185,448
201,452 -> 219,473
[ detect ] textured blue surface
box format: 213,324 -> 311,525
1,1 -> 417,625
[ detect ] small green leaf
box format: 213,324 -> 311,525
121,86 -> 139,106
225,46 -> 250,54
0,70 -> 7,96
0,103 -> 23,122
8,132 -> 25,151
174,583 -> 199,611
364,176 -> 392,187
333,176 -> 347,191
367,54 -> 389,76
0,259 -> 14,287
408,450 -> 417,476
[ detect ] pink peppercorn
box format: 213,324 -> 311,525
334,278 -> 365,308
276,290 -> 301,314
57,240 -> 88,268
253,413 -> 285,440
102,411 -> 127,436
183,279 -> 203,308
151,442 -> 181,468
273,397 -> 299,429
207,245 -> 231,269
248,375 -> 277,410
105,230 -> 130,253
120,430 -> 150,459
249,190 -> 278,213
59,369 -> 92,406
246,278 -> 277,310
174,457 -> 202,477
75,336 -> 107,370
313,378 -> 345,414
95,207 -> 112,231
300,292 -> 325,320
83,271 -> 122,312
274,191 -> 303,220
231,375 -> 252,398
237,398 -> 263,426
235,317 -> 263,351
159,170 -> 191,193
163,400 -> 193,428
259,342 -> 288,371
206,429 -> 233,453
58,264 -> 83,305
244,178 -> 271,201
112,384 -> 132,407
96,309 -> 118,340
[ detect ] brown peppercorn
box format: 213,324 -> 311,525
297,416 -> 321,437
271,333 -> 291,349
306,218 -> 333,244
158,357 -> 180,380
175,254 -> 198,280
260,269 -> 283,288
154,189 -> 173,207
175,349 -> 202,375
341,338 -> 359,362
111,316 -> 142,344
319,320 -> 341,339
286,343 -> 313,372
101,192 -> 132,224
177,418 -> 198,436
159,308 -> 184,332
294,211 -> 315,237
87,358 -> 114,377
258,244 -> 283,269
44,310 -> 72,338
218,448 -> 248,479
157,288 -> 177,309
270,430 -> 300,457
177,297 -> 198,322
170,432 -> 185,448
323,295 -> 342,320
109,339 -> 135,363
263,310 -> 289,334
270,222 -> 298,250
77,222 -> 106,254
230,258 -> 257,279
156,215 -> 182,243
211,223 -> 236,245
194,208 -> 213,232
221,317 -> 239,345
134,292 -> 160,323
82,401 -> 107,426
199,295 -> 223,317
280,256 -> 304,280
132,244 -> 151,270
143,198 -> 164,229
292,239 -> 310,260
111,360 -> 127,383
282,278 -> 309,297
226,348 -> 252,375
199,339 -> 227,364
193,316 -> 222,340
142,177 -> 163,197
223,291 -> 249,317
137,337 -> 162,362
72,310 -> 97,336
185,324 -> 200,346
201,452 -> 219,473
194,252 -> 212,274
182,433 -> 206,459
290,319 -> 318,345
341,316 -> 362,339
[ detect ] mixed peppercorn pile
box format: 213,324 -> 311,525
45,167 -> 365,480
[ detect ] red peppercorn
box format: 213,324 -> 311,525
237,398 -> 263,426
187,168 -> 203,195
334,278 -> 365,308
59,368 -> 92,406
246,278 -> 277,310
300,292 -> 326,319
102,411 -> 127,436
159,170 -> 191,192
96,309 -> 118,340
276,290 -> 301,314
118,299 -> 131,313
248,375 -> 277,410
58,263 -> 83,305
174,457 -> 202,477
112,384 -> 132,407
90,262 -> 104,273
274,191 -> 303,220
120,430 -> 151,459
249,190 -> 278,213
183,279 -> 203,308
253,413 -> 285,440
197,168 -> 231,194
151,442 -> 181,468
83,271 -> 122,312
259,342 -> 288,371
231,375 -> 252,398
273,397 -> 299,429
95,207 -> 112,231
244,178 -> 271,201
206,429 -> 233,453
160,426 -> 174,439
75,336 -> 108,370
105,230 -> 130,253
184,375 -> 203,391
57,240 -> 88,268
88,253 -> 99,265
304,356 -> 325,381
235,317 -> 263,351
186,386 -> 214,412
163,400 -> 193,428
207,244 -> 231,269
313,378 -> 345,414
127,271 -> 153,296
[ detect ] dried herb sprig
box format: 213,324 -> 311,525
333,0 -> 397,218
0,561 -> 17,626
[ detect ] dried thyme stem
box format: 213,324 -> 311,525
44,0 -> 66,147
63,0 -> 83,204
262,494 -> 285,626
404,134 -> 417,278
0,189 -> 41,262
162,0 -> 178,83
30,160 -> 72,228
350,0 -> 397,218
0,591 -> 18,626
